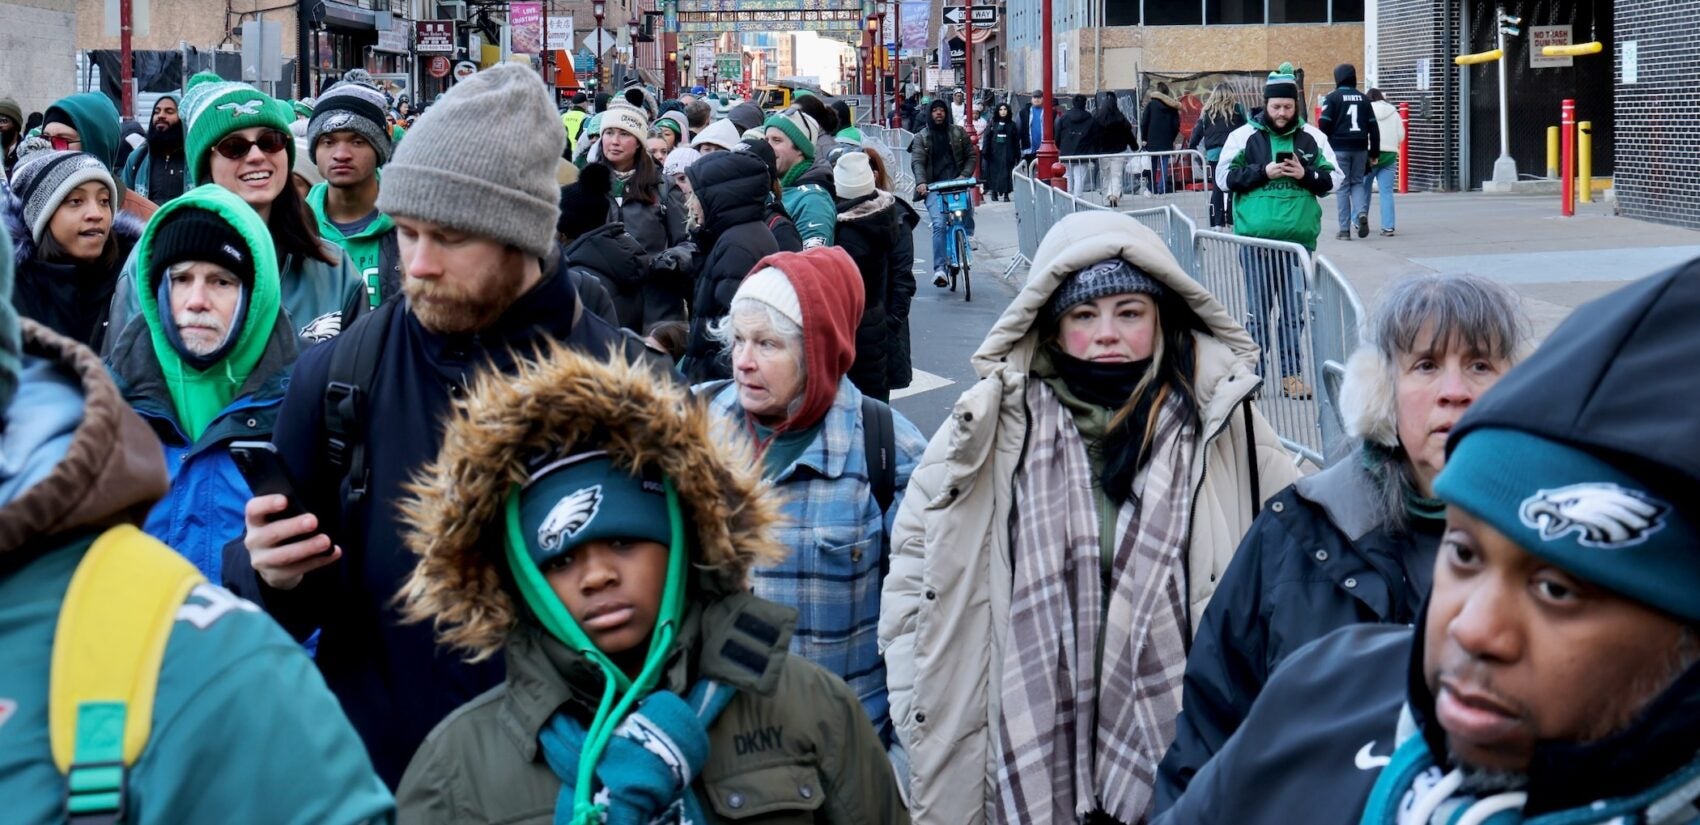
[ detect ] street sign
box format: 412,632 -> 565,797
453,61 -> 479,82
416,21 -> 456,53
547,16 -> 573,51
941,5 -> 997,29
716,52 -> 742,79
428,56 -> 451,78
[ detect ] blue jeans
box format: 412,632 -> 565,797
1357,158 -> 1398,230
926,190 -> 975,272
1334,149 -> 1368,232
1241,247 -> 1306,378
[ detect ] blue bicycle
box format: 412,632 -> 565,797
932,177 -> 978,301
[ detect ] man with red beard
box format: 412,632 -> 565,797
1154,261 -> 1700,825
225,62 -> 659,789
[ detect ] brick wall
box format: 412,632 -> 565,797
0,0 -> 78,115
1375,0 -> 1460,191
1613,0 -> 1700,230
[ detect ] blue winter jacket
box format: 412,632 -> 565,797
107,314 -> 298,581
702,377 -> 927,744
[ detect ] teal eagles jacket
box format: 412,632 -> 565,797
780,161 -> 839,248
0,320 -> 393,824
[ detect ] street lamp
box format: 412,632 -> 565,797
593,0 -> 606,89
627,16 -> 640,88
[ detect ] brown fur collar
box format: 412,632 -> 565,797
396,343 -> 788,662
0,320 -> 168,557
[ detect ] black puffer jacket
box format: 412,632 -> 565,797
834,190 -> 911,401
681,150 -> 778,383
887,197 -> 921,390
10,210 -> 142,351
1156,451 -> 1441,811
562,223 -> 652,331
1055,97 -> 1094,156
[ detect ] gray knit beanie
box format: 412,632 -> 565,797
375,63 -> 563,258
9,139 -> 117,244
307,69 -> 394,165
1043,257 -> 1168,324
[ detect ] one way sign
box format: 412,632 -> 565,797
942,5 -> 998,29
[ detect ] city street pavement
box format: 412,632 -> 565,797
888,187 -> 1700,439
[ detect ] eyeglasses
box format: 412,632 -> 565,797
212,130 -> 290,160
47,134 -> 81,150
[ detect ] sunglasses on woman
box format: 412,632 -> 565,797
212,129 -> 290,160
47,134 -> 81,150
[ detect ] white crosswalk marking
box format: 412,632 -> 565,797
890,368 -> 955,401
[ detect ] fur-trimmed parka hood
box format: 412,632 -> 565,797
396,344 -> 789,661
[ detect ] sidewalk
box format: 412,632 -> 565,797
974,190 -> 1700,338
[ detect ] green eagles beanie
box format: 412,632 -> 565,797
180,72 -> 297,186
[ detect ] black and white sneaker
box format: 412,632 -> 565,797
1356,212 -> 1369,238
933,269 -> 950,288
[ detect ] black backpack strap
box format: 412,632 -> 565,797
323,299 -> 399,510
862,396 -> 897,514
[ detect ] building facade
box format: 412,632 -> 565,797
0,0 -> 78,114
1007,0 -> 1364,97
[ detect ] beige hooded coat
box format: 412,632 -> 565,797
878,210 -> 1300,825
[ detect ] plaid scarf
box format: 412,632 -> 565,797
996,379 -> 1196,825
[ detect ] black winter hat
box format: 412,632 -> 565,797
732,136 -> 780,181
149,207 -> 256,289
1334,63 -> 1357,87
557,162 -> 615,241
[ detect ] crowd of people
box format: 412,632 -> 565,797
2,56 -> 1696,825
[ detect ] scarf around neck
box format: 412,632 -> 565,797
539,678 -> 736,825
996,378 -> 1197,825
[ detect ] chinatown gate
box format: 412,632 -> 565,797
662,0 -> 888,104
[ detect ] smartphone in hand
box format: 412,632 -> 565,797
229,440 -> 308,524
1275,151 -> 1295,164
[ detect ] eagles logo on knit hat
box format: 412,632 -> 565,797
180,72 -> 295,186
763,108 -> 821,162
601,102 -> 650,144
8,139 -> 117,245
1043,257 -> 1167,324
1265,62 -> 1300,101
308,69 -> 394,166
516,450 -> 673,569
1437,427 -> 1697,621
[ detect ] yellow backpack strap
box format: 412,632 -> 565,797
49,525 -> 206,823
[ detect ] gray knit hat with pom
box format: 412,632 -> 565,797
307,68 -> 394,165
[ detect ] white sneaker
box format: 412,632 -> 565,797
933,269 -> 950,288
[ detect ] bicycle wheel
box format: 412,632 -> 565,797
951,225 -> 973,301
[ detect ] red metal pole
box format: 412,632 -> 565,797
1034,0 -> 1059,188
1398,102 -> 1410,194
961,6 -> 979,204
119,0 -> 134,118
1560,98 -> 1575,217
890,4 -> 901,127
665,32 -> 678,100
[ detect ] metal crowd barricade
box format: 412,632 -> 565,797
1012,161 -> 1041,271
1309,255 -> 1365,461
1056,150 -> 1211,224
1193,230 -> 1325,465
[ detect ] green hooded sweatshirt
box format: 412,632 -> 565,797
307,179 -> 394,308
133,184 -> 282,440
46,93 -> 121,172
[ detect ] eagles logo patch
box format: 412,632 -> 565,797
1519,483 -> 1669,549
323,112 -> 356,132
538,486 -> 602,552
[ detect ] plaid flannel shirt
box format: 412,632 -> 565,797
705,377 -> 926,743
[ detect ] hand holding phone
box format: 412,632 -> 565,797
231,441 -> 339,590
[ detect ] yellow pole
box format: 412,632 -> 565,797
1578,121 -> 1593,203
1546,126 -> 1559,178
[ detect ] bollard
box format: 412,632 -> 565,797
1546,126 -> 1559,178
1578,121 -> 1593,203
1560,100 -> 1575,217
1398,102 -> 1410,194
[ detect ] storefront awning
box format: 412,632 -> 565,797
323,1 -> 376,30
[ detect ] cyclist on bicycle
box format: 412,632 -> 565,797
910,98 -> 978,288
